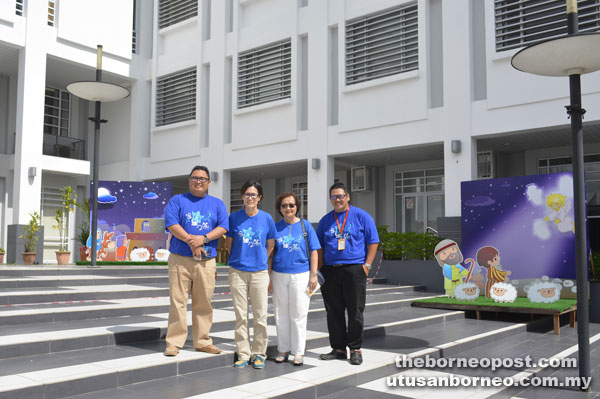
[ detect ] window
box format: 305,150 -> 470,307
132,0 -> 137,54
237,40 -> 292,109
495,0 -> 600,52
230,187 -> 242,213
48,0 -> 55,26
345,2 -> 418,86
155,68 -> 197,127
477,151 -> 494,179
394,169 -> 444,233
292,181 -> 308,219
158,0 -> 198,29
16,0 -> 24,16
44,87 -> 70,137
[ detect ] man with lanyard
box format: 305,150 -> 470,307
163,166 -> 229,356
316,182 -> 379,365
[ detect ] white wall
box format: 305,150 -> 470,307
57,0 -> 134,60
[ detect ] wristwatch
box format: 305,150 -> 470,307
364,263 -> 372,270
203,235 -> 210,244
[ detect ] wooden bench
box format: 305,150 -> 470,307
412,301 -> 577,335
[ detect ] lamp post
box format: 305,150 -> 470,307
511,1 -> 600,389
67,45 -> 129,266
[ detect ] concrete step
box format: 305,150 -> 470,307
349,322 -> 600,399
2,310 -> 534,399
2,265 -> 587,399
41,318 -> 544,399
0,288 -> 441,360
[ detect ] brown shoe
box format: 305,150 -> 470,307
195,345 -> 222,354
164,346 -> 179,356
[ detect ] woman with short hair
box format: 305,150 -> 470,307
270,192 -> 320,366
226,180 -> 276,369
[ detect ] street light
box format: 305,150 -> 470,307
511,0 -> 600,389
67,45 -> 129,266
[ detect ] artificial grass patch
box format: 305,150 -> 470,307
75,261 -> 168,266
413,296 -> 577,312
75,261 -> 228,266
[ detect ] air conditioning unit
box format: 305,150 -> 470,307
351,166 -> 370,192
477,151 -> 494,179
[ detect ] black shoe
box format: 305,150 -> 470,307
349,350 -> 363,365
319,349 -> 347,360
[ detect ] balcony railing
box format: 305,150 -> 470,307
42,134 -> 87,160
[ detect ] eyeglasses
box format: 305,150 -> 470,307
330,194 -> 347,200
280,203 -> 296,209
190,176 -> 209,183
242,193 -> 259,199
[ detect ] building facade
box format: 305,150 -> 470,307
1,0 -> 599,262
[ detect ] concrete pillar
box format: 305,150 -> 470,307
12,1 -> 47,223
306,0 -> 333,223
261,177 -> 276,219
308,156 -> 334,222
205,0 -> 227,206
441,0 -> 476,216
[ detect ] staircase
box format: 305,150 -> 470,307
0,265 -> 597,399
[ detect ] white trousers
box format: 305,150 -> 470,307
271,270 -> 311,355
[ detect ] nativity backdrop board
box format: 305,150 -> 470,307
88,181 -> 172,262
461,172 -> 579,286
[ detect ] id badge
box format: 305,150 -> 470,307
338,239 -> 345,251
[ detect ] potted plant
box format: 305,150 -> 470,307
54,186 -> 77,265
0,247 -> 5,264
19,211 -> 41,265
76,198 -> 90,261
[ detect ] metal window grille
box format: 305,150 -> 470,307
237,40 -> 292,109
156,68 -> 197,127
132,29 -> 137,54
345,2 -> 418,86
394,169 -> 444,194
477,151 -> 494,179
48,0 -> 55,26
44,87 -> 70,137
230,188 -> 243,213
159,0 -> 198,29
291,181 -> 308,219
132,0 -> 137,54
495,0 -> 600,52
16,0 -> 24,16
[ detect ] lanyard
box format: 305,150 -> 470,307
335,206 -> 350,236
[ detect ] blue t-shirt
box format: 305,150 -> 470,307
227,209 -> 276,272
316,205 -> 379,266
164,193 -> 229,258
272,219 -> 321,274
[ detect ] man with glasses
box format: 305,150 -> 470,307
163,165 -> 229,356
316,182 -> 379,365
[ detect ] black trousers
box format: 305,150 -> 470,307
320,264 -> 367,350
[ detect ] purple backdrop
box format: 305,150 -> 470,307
461,173 -> 578,279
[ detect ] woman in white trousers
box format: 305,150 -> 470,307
269,192 -> 320,366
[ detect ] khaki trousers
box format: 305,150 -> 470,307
228,267 -> 269,361
166,253 -> 217,348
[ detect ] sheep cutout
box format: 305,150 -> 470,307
489,282 -> 517,303
155,249 -> 170,262
130,248 -> 151,262
527,281 -> 562,303
454,282 -> 480,301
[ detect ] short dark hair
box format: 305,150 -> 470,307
240,180 -> 263,199
477,246 -> 499,269
189,165 -> 210,179
275,192 -> 301,217
329,182 -> 348,196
